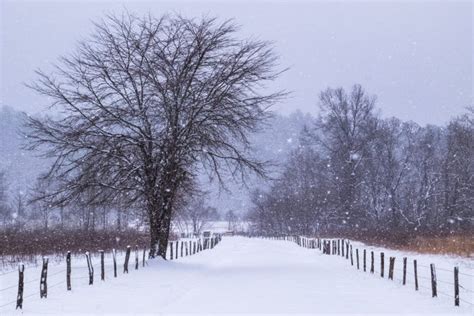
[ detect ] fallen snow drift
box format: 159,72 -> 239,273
0,237 -> 472,315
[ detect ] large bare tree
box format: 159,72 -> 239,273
315,85 -> 378,228
26,13 -> 284,258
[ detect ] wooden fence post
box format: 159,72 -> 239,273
16,264 -> 24,309
40,257 -> 49,297
135,245 -> 139,270
66,251 -> 71,290
402,257 -> 407,285
193,241 -> 196,254
124,246 -> 131,273
370,251 -> 374,274
414,260 -> 419,291
181,242 -> 184,257
113,249 -> 117,277
346,242 -> 349,259
170,242 -> 174,260
143,248 -> 146,267
337,239 -> 340,255
363,249 -> 366,272
185,241 -> 189,256
350,245 -> 354,266
430,263 -> 437,297
85,252 -> 93,285
454,267 -> 459,306
388,257 -> 395,280
380,252 -> 384,278
356,249 -> 360,270
341,239 -> 344,257
100,250 -> 105,281
175,242 -> 179,259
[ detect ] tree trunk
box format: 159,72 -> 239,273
148,209 -> 160,258
157,211 -> 172,259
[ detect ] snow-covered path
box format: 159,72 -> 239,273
6,237 -> 472,315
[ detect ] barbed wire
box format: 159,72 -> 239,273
0,283 -> 17,292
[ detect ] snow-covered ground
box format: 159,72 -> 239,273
0,236 -> 472,315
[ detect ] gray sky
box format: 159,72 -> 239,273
1,0 -> 472,125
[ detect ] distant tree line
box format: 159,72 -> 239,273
248,85 -> 473,239
0,169 -> 143,232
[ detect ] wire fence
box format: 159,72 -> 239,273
260,235 -> 474,308
0,235 -> 222,311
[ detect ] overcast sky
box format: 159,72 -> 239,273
1,0 -> 472,125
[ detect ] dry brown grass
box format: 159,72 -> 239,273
322,229 -> 474,258
388,235 -> 474,258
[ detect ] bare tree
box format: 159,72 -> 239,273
175,195 -> 217,235
315,85 -> 378,228
25,13 -> 284,258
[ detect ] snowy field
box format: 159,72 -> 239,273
0,236 -> 473,315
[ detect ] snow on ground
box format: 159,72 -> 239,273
0,236 -> 473,315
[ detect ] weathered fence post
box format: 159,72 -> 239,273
454,267 -> 459,306
185,241 -> 189,256
380,252 -> 384,278
16,264 -> 24,309
66,251 -> 71,290
193,241 -> 196,254
40,257 -> 49,297
100,250 -> 105,281
337,239 -> 340,255
113,249 -> 117,277
414,259 -> 419,291
142,248 -> 146,267
388,257 -> 395,280
346,242 -> 349,259
181,241 -> 184,257
85,252 -> 93,285
350,245 -> 354,266
170,242 -> 174,260
363,249 -> 366,272
341,239 -> 344,257
175,242 -> 179,259
356,249 -> 360,270
135,245 -> 139,270
402,257 -> 407,285
370,251 -> 374,274
430,263 -> 437,297
124,246 -> 131,273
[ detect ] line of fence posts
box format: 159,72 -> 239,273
9,236 -> 222,310
287,236 -> 464,308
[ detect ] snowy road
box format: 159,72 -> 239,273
3,237 -> 472,315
